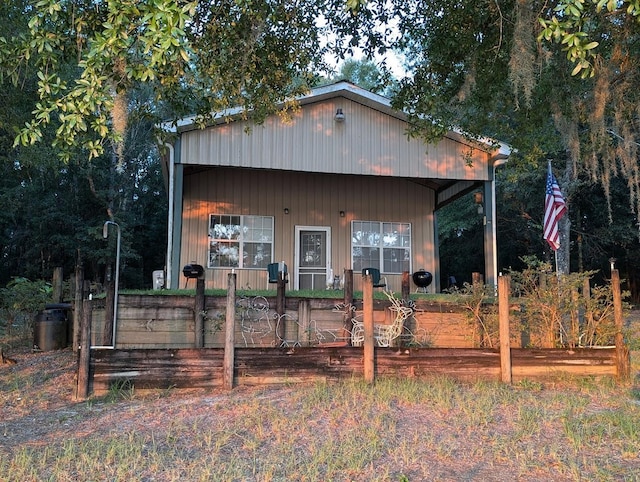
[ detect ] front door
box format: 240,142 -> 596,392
295,226 -> 331,290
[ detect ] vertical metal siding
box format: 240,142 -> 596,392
181,98 -> 491,181
180,168 -> 436,291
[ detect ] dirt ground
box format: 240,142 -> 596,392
1,336 -> 640,481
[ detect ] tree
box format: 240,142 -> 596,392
388,0 -> 640,282
437,193 -> 485,287
0,1 -> 169,289
335,58 -> 396,95
0,0 -> 389,161
538,0 -> 640,78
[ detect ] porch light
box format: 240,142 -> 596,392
474,191 -> 484,214
334,108 -> 345,122
340,210 -> 345,217
284,208 -> 290,214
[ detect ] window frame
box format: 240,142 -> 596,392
351,220 -> 412,274
207,214 -> 274,269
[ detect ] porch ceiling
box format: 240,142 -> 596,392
182,165 -> 478,209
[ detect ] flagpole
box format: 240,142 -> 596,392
543,159 -> 567,277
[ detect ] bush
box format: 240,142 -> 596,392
509,257 -> 628,348
0,277 -> 52,340
455,257 -> 629,349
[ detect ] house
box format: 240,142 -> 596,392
161,81 -> 511,292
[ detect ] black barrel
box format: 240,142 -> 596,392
33,303 -> 71,351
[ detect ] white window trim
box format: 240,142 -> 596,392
351,220 -> 412,274
208,214 -> 274,269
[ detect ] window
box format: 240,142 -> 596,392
208,215 -> 273,269
352,221 -> 411,274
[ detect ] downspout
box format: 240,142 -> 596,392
164,142 -> 175,290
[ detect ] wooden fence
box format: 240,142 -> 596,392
88,346 -> 618,394
75,270 -> 630,399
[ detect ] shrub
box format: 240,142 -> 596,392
0,277 -> 52,339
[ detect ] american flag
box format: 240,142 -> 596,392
543,163 -> 567,251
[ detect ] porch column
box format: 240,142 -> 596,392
483,179 -> 496,289
169,162 -> 184,289
483,158 -> 508,290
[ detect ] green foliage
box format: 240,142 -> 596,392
5,0 -> 197,160
437,192 -> 485,287
451,258 -> 627,348
389,0 -> 640,298
508,257 -> 626,348
448,281 -> 498,348
0,277 -> 52,335
0,17 -> 168,289
334,58 -> 396,96
0,277 -> 51,315
1,0 -> 389,161
104,378 -> 136,403
538,0 -> 640,78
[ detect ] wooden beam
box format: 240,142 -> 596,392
52,266 -> 63,303
195,278 -> 205,348
498,275 -> 512,384
73,265 -> 84,353
223,273 -> 236,390
612,269 -> 630,382
75,299 -> 92,400
343,269 -> 354,345
275,272 -> 286,344
87,346 -> 617,394
363,271 -> 374,383
103,274 -> 114,346
401,271 -> 410,301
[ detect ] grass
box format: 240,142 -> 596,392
1,322 -> 639,481
2,370 -> 640,481
114,287 -> 459,303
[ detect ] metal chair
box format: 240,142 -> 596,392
267,261 -> 288,285
362,267 -> 387,290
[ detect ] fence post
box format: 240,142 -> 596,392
195,278 -> 205,348
498,275 -> 512,384
402,271 -> 410,302
103,274 -> 114,346
75,299 -> 92,400
343,269 -> 354,344
275,271 -> 286,344
583,277 -> 594,344
73,265 -> 84,353
363,271 -> 375,384
612,269 -> 630,382
52,266 -> 63,303
223,273 -> 236,390
298,299 -> 310,345
570,287 -> 580,348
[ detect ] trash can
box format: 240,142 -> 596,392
33,303 -> 71,351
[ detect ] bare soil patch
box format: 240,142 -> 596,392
1,344 -> 640,481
